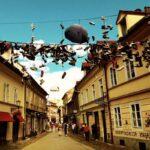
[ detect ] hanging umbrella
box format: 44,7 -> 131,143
65,24 -> 89,44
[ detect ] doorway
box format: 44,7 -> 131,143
101,110 -> 107,142
13,115 -> 19,142
0,122 -> 7,144
94,111 -> 100,139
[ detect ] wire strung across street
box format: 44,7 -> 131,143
0,15 -> 117,25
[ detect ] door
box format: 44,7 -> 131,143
101,110 -> 107,142
13,116 -> 19,142
0,122 -> 7,144
94,111 -> 100,139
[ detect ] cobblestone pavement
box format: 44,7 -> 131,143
23,132 -> 94,150
0,131 -> 128,150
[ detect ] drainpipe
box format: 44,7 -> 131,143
104,66 -> 114,144
22,77 -> 27,140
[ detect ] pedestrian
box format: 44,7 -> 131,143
71,123 -> 76,134
64,122 -> 68,136
58,123 -> 62,136
84,124 -> 90,141
46,121 -> 50,132
81,123 -> 85,136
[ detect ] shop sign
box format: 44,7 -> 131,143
115,130 -> 150,140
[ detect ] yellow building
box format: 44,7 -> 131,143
76,7 -> 150,150
62,88 -> 81,123
25,76 -> 48,137
0,55 -> 25,143
76,65 -> 112,142
47,101 -> 59,123
108,7 -> 150,149
0,48 -> 48,143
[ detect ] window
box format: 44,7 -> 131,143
99,79 -> 104,97
3,83 -> 9,102
114,107 -> 122,127
80,93 -> 83,105
85,89 -> 88,103
110,67 -> 117,86
125,60 -> 135,79
27,88 -> 31,101
92,84 -> 95,100
14,88 -> 18,104
131,104 -> 142,128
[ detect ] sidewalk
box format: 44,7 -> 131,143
68,132 -> 129,150
0,132 -> 49,150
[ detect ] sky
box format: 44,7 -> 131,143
0,0 -> 149,102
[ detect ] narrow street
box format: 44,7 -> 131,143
23,132 -> 94,150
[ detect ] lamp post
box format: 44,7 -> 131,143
16,100 -> 21,109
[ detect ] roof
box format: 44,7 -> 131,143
76,65 -> 99,90
0,56 -> 23,77
28,75 -> 48,96
116,10 -> 146,24
118,16 -> 150,42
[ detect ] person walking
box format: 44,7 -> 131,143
84,124 -> 90,141
71,123 -> 76,134
64,122 -> 68,136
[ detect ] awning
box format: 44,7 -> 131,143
0,112 -> 13,122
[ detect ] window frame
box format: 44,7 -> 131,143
110,66 -> 118,86
114,106 -> 122,128
99,78 -> 104,97
92,84 -> 96,100
85,89 -> 88,103
14,88 -> 18,104
3,83 -> 9,102
131,103 -> 142,128
125,60 -> 136,80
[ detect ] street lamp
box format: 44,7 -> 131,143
16,100 -> 21,109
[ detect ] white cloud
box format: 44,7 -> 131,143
18,40 -> 85,105
33,39 -> 45,49
41,67 -> 84,100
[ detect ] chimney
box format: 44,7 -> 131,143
144,7 -> 150,15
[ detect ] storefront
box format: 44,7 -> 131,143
0,111 -> 13,144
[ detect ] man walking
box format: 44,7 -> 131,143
64,122 -> 68,136
84,124 -> 90,141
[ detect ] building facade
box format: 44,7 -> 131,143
108,7 -> 150,149
75,7 -> 150,150
47,101 -> 59,123
0,48 -> 48,144
76,66 -> 112,142
0,56 -> 25,143
25,76 -> 48,137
